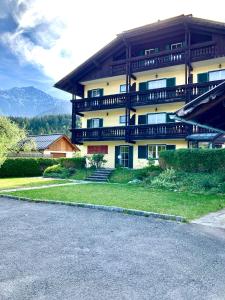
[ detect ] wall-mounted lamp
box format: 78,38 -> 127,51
106,82 -> 109,86
106,112 -> 109,116
155,74 -> 158,78
155,107 -> 158,112
219,64 -> 222,69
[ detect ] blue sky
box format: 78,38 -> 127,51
0,0 -> 225,99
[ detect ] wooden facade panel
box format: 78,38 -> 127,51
51,152 -> 67,158
48,137 -> 75,152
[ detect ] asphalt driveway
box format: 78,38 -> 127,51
1,197 -> 225,300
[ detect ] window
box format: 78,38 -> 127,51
189,141 -> 198,149
171,42 -> 183,50
189,141 -> 212,149
148,145 -> 166,159
119,115 -> 126,124
92,118 -> 100,128
87,118 -> 102,128
87,145 -> 108,154
91,89 -> 101,97
120,84 -> 126,93
147,113 -> 167,124
198,142 -> 212,149
147,79 -> 167,90
209,70 -> 225,81
145,49 -> 156,55
87,89 -> 103,98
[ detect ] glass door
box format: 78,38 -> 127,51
120,146 -> 129,168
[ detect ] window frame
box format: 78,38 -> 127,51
91,89 -> 101,97
147,112 -> 167,125
148,144 -> 166,160
90,118 -> 100,128
147,78 -> 167,90
145,49 -> 156,56
170,42 -> 183,50
119,115 -> 126,124
208,69 -> 225,82
120,84 -> 127,93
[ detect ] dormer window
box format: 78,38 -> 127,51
171,42 -> 183,50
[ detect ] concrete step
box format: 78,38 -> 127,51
85,168 -> 114,182
87,176 -> 109,180
86,178 -> 108,182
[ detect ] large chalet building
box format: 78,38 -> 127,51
55,15 -> 225,169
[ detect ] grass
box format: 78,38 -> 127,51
70,169 -> 93,180
3,183 -> 225,220
0,177 -> 69,191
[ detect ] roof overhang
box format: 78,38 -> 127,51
176,81 -> 225,134
55,15 -> 225,94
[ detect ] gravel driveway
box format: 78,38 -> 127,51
1,197 -> 225,300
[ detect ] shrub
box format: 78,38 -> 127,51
151,168 -> 178,190
87,153 -> 107,169
0,156 -> 86,178
43,164 -> 73,179
0,158 -> 57,178
159,148 -> 225,173
135,166 -> 162,180
59,157 -> 86,169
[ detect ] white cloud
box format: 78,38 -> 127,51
2,0 -> 225,84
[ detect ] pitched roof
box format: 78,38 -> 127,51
27,134 -> 79,151
54,15 -> 225,93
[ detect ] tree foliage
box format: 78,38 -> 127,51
0,117 -> 27,166
10,114 -> 80,136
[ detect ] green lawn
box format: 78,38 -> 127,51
3,183 -> 225,220
0,177 -> 69,191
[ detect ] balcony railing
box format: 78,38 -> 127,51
72,80 -> 222,112
71,123 -> 211,143
79,42 -> 218,81
111,41 -> 216,75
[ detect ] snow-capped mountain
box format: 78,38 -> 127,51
0,86 -> 71,117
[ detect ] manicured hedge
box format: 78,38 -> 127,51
0,157 -> 86,178
0,158 -> 57,178
159,148 -> 225,173
59,157 -> 86,169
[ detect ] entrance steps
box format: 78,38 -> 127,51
86,168 -> 114,182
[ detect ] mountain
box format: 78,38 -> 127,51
0,86 -> 71,117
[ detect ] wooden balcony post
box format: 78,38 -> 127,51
125,43 -> 132,142
71,94 -> 77,143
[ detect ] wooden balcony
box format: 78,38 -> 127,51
71,123 -> 210,144
82,42 -> 217,81
72,80 -> 222,113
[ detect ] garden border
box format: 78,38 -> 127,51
0,194 -> 186,222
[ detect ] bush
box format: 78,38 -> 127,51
59,157 -> 86,169
150,168 -> 177,190
0,156 -> 86,178
87,153 -> 107,169
159,148 -> 225,173
43,164 -> 73,179
0,158 -> 57,178
109,165 -> 162,184
135,166 -> 162,180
